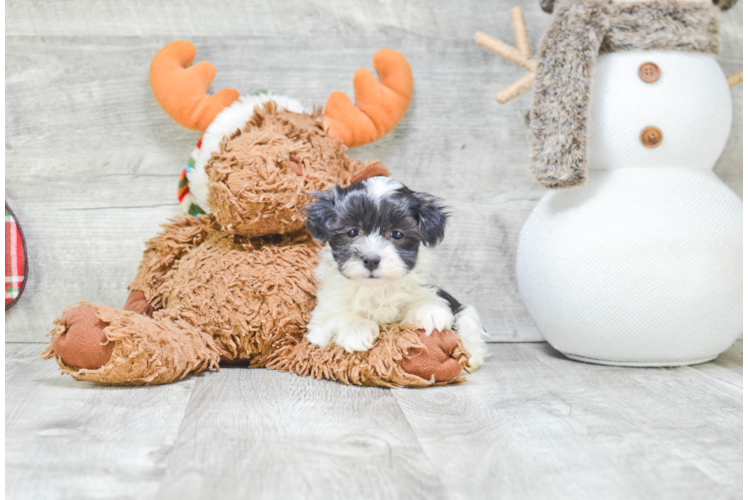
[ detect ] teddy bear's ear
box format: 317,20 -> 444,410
349,163 -> 390,184
150,41 -> 240,132
323,49 -> 413,148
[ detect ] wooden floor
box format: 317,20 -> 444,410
6,340 -> 742,500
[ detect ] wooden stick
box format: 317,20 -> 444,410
474,32 -> 537,72
496,71 -> 535,104
511,7 -> 531,59
727,70 -> 742,88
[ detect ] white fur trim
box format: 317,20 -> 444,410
186,93 -> 306,213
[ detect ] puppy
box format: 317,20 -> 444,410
304,176 -> 488,369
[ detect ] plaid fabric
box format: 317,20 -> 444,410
5,204 -> 26,307
178,137 -> 207,217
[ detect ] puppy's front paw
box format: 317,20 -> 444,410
454,305 -> 489,370
406,304 -> 455,335
306,324 -> 333,349
461,337 -> 487,370
334,318 -> 380,353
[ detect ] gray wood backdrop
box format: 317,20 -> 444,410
5,0 -> 743,342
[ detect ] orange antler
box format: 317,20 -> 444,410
323,49 -> 413,148
475,7 -> 538,104
149,41 -> 240,132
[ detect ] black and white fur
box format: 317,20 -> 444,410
304,176 -> 487,368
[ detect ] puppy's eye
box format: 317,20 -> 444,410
347,229 -> 359,237
391,231 -> 404,240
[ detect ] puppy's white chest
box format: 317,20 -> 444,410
351,288 -> 408,324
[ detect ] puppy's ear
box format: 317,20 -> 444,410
412,192 -> 449,247
304,187 -> 340,242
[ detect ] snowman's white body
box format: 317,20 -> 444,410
517,51 -> 742,366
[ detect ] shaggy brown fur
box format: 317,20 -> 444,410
530,0 -> 723,188
42,302 -> 221,385
269,326 -> 469,387
207,106 -> 383,236
42,104 -> 469,386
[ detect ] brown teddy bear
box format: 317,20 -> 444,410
41,41 -> 470,387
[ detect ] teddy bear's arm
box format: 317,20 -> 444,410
127,215 -> 215,313
268,324 -> 469,387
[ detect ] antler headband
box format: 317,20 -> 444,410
149,41 -> 413,148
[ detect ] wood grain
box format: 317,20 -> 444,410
713,6 -> 744,200
5,344 -> 197,499
392,342 -> 743,500
156,366 -> 445,500
3,0 -> 554,39
7,341 -> 742,499
4,1 -> 742,342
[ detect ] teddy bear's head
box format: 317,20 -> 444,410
150,41 -> 412,237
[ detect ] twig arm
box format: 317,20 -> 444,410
496,72 -> 535,104
474,7 -> 537,104
727,70 -> 742,88
474,32 -> 537,72
511,7 -> 532,59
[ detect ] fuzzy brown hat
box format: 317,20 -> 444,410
541,0 -> 737,13
477,0 -> 734,188
530,0 -> 725,188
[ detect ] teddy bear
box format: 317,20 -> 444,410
40,40 -> 470,386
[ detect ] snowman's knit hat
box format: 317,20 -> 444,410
530,0 -> 728,188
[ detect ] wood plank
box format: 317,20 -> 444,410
5,344 -> 41,384
3,0 -> 559,39
7,341 -> 741,499
392,342 -> 743,500
155,365 -> 446,500
687,339 -> 742,389
5,344 -> 198,499
714,2 -> 748,197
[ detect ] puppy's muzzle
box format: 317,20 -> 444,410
362,255 -> 380,272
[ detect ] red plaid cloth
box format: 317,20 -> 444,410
5,204 -> 27,308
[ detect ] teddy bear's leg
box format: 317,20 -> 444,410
267,324 -> 469,387
41,302 -> 220,385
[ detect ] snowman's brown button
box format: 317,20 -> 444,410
638,62 -> 660,83
640,126 -> 663,148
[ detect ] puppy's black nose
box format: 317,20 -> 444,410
362,255 -> 380,271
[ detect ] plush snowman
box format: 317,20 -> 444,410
477,0 -> 742,365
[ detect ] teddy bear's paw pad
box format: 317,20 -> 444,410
400,329 -> 463,383
52,306 -> 114,370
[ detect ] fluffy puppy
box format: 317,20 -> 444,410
304,176 -> 488,369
